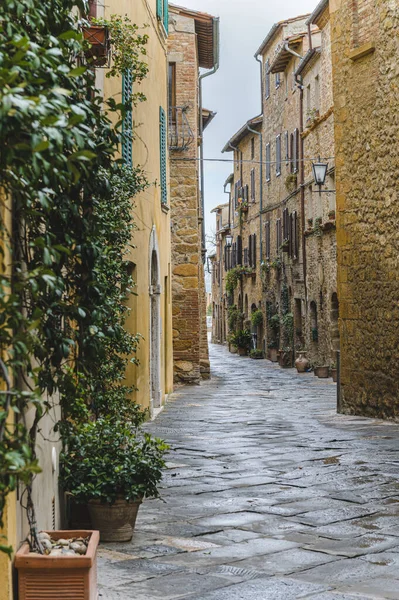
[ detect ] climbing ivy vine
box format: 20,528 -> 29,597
0,0 -> 149,554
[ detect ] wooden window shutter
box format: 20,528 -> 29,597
285,131 -> 289,164
237,235 -> 242,265
266,221 -> 270,259
122,70 -> 133,167
290,133 -> 294,173
294,128 -> 299,172
245,184 -> 249,202
156,0 -> 162,20
265,60 -> 270,99
163,0 -> 169,32
293,211 -> 298,259
248,236 -> 252,267
266,143 -> 271,181
250,168 -> 255,201
159,106 -> 167,204
252,233 -> 257,267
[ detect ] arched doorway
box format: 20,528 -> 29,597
149,228 -> 161,410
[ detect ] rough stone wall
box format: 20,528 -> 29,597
168,10 -> 209,383
330,0 -> 399,418
302,12 -> 338,367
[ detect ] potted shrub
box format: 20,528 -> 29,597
279,347 -> 294,368
83,24 -> 110,66
330,362 -> 338,382
250,349 -> 264,360
314,365 -> 329,378
60,419 -> 168,542
15,530 -> 99,600
229,330 -> 252,356
251,309 -> 263,329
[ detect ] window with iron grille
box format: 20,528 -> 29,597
266,143 -> 271,182
122,70 -> 133,166
159,106 -> 167,204
276,134 -> 281,176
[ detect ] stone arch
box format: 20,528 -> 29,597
330,292 -> 340,355
310,300 -> 318,343
149,227 -> 162,410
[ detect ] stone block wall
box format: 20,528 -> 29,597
331,0 -> 399,417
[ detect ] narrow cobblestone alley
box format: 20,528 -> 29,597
99,345 -> 399,600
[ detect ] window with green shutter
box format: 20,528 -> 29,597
156,0 -> 168,34
122,70 -> 133,166
159,106 -> 167,204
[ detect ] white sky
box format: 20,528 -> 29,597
175,0 -> 318,239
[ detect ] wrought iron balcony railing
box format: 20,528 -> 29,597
168,107 -> 194,151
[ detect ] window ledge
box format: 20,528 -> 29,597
349,42 -> 375,61
161,203 -> 170,214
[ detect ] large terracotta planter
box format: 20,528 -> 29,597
15,530 -> 99,600
295,351 -> 310,373
314,366 -> 329,378
88,498 -> 142,542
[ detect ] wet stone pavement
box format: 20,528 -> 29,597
99,344 -> 399,599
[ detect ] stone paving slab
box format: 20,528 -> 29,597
99,344 -> 399,599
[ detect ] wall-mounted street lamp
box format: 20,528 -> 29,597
312,158 -> 335,194
225,234 -> 233,247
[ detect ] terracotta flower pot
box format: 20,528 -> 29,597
314,366 -> 329,378
15,530 -> 99,600
268,348 -> 278,362
88,498 -> 142,542
83,25 -> 110,66
295,351 -> 309,373
237,347 -> 248,356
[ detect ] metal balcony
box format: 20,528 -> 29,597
168,107 -> 194,151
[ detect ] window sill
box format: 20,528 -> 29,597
349,42 -> 375,61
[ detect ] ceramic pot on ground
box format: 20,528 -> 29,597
295,352 -> 310,373
330,368 -> 337,382
88,498 -> 142,542
237,347 -> 248,356
314,366 -> 329,378
268,348 -> 278,362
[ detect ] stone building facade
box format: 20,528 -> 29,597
212,9 -> 339,374
168,5 -> 219,383
330,0 -> 399,418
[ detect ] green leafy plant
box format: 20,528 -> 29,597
229,330 -> 252,350
285,173 -> 297,193
328,209 -> 336,220
250,349 -> 264,359
225,266 -> 248,294
270,258 -> 282,270
92,15 -> 149,89
60,419 -> 168,504
251,309 -> 263,328
269,314 -> 281,331
227,305 -> 242,332
282,312 -> 294,346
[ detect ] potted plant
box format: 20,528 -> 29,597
250,349 -> 264,359
229,330 -> 252,356
251,309 -> 263,329
314,365 -> 330,378
83,24 -> 110,66
268,341 -> 279,362
60,419 -> 168,542
328,209 -> 336,221
279,347 -> 294,368
15,530 -> 99,600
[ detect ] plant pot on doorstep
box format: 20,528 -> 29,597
88,497 -> 142,542
279,350 -> 293,368
295,351 -> 310,373
268,348 -> 278,362
330,368 -> 337,382
314,366 -> 329,378
15,530 -> 99,600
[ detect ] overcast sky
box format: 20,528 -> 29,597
175,0 -> 317,240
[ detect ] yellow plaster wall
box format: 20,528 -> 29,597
103,0 -> 174,410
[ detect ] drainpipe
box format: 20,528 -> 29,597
199,17 -> 220,263
223,181 -> 231,231
246,124 -> 263,262
254,54 -> 263,110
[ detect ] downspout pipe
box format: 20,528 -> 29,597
223,181 -> 231,231
246,124 -> 263,262
295,71 -> 308,308
254,53 -> 263,111
199,16 -> 220,263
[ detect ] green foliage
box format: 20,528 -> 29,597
269,314 -> 281,331
227,305 -> 242,332
281,284 -> 290,315
270,258 -> 281,270
251,309 -> 263,328
59,419 -> 168,504
282,312 -> 294,347
0,0 -> 151,552
249,349 -> 264,359
225,266 -> 243,295
229,329 -> 252,350
92,15 -> 149,91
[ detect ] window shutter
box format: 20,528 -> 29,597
159,106 -> 167,204
237,235 -> 242,265
266,143 -> 271,181
245,184 -> 249,202
293,211 -> 298,259
290,133 -> 294,173
122,70 -> 133,166
276,135 -> 281,176
156,0 -> 162,20
294,128 -> 299,172
248,236 -> 252,267
251,168 -> 255,201
252,234 -> 257,267
163,0 -> 169,33
265,60 -> 270,99
265,221 -> 270,260
285,131 -> 289,164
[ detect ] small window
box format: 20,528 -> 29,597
265,60 -> 270,99
266,143 -> 271,182
306,84 -> 311,114
250,168 -> 255,201
251,137 -> 255,160
276,135 -> 281,176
